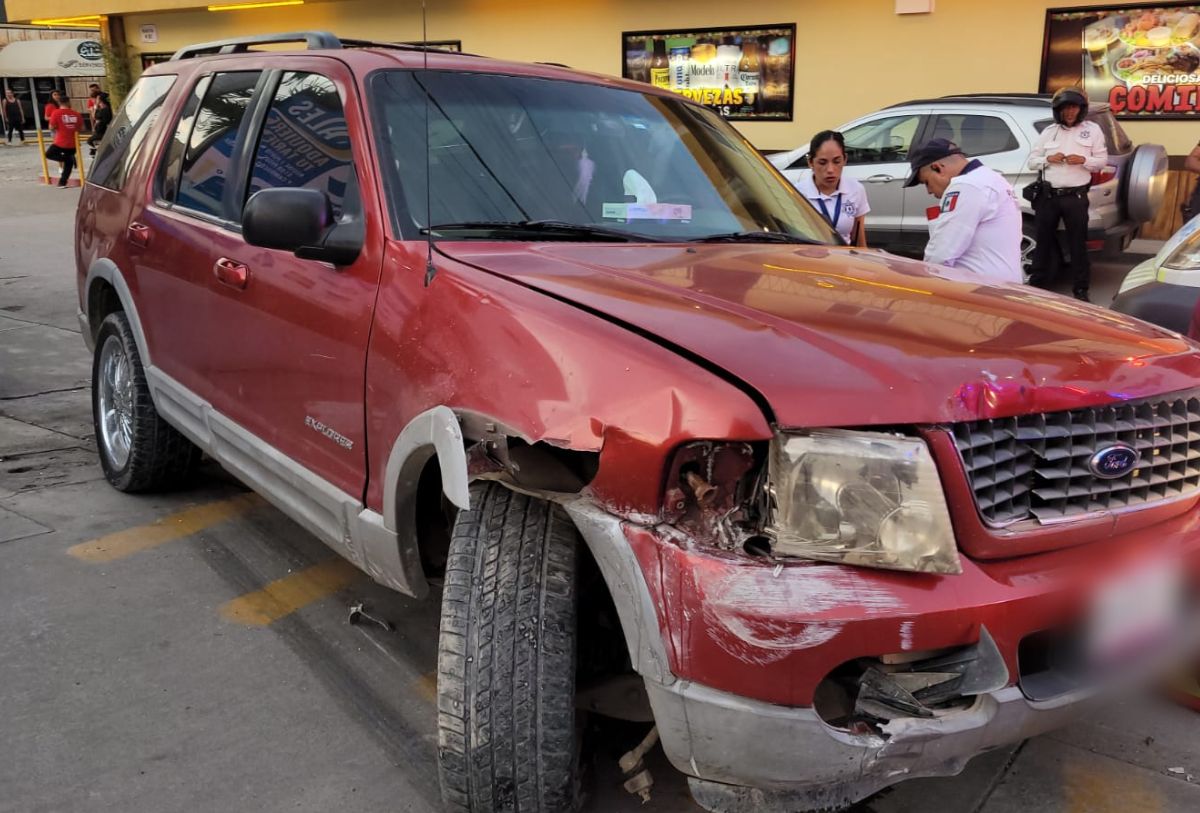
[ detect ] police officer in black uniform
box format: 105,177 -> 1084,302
1027,88 -> 1108,302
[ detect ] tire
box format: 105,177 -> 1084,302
437,482 -> 580,813
92,311 -> 200,492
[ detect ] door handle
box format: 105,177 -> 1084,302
864,174 -> 895,184
213,257 -> 250,290
126,221 -> 151,247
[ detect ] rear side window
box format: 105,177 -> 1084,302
928,114 -> 1018,156
246,72 -> 356,217
1091,111 -> 1133,154
175,71 -> 261,219
156,76 -> 210,204
89,75 -> 177,191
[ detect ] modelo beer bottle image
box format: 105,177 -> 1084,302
650,39 -> 670,90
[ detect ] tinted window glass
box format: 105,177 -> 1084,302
842,115 -> 921,164
1091,110 -> 1133,153
90,75 -> 176,191
369,71 -> 837,243
929,114 -> 1018,156
156,77 -> 210,203
247,72 -> 355,217
176,71 -> 260,219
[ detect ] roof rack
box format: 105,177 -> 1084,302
170,31 -> 479,61
170,31 -> 342,61
886,93 -> 1054,108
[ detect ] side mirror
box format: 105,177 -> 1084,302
242,187 -> 363,266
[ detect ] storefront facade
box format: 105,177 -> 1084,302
6,0 -> 1200,157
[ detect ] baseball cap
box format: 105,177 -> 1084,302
903,138 -> 964,187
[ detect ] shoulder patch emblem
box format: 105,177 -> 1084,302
941,191 -> 960,213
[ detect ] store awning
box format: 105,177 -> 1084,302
0,39 -> 105,78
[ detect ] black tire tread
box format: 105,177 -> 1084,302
92,311 -> 200,492
437,482 -> 579,813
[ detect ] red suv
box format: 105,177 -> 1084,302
76,32 -> 1200,812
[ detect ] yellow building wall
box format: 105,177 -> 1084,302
8,0 -> 1199,155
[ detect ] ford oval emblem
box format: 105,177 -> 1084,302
1089,444 -> 1139,479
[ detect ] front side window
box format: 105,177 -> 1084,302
247,72 -> 356,217
842,115 -> 922,165
175,71 -> 261,219
90,75 -> 177,191
369,71 -> 837,243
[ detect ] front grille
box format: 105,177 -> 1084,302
951,389 -> 1200,525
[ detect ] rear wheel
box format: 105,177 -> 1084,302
92,311 -> 199,492
437,482 -> 581,813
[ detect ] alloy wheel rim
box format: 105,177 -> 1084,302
98,336 -> 134,470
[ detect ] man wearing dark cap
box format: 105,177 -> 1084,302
905,138 -> 1023,285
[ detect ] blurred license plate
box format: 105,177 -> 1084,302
1087,560 -> 1182,666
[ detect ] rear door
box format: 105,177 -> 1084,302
131,69 -> 264,399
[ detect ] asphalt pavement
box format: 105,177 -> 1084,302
1,142 -> 1199,813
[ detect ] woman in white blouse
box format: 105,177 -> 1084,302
794,130 -> 870,247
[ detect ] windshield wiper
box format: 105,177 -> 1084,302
422,220 -> 664,243
692,230 -> 825,245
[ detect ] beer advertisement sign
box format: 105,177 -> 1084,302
1041,3 -> 1200,118
621,24 -> 795,121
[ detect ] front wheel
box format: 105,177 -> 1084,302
92,311 -> 199,492
437,482 -> 581,813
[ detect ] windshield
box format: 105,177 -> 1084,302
368,70 -> 838,243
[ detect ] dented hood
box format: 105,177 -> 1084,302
437,242 -> 1200,427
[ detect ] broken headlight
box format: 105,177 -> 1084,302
768,429 -> 961,575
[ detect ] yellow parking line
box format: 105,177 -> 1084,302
1065,750 -> 1163,813
415,671 -> 438,703
68,493 -> 262,563
219,558 -> 362,626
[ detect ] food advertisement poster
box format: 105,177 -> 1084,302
621,24 -> 795,121
1041,4 -> 1200,118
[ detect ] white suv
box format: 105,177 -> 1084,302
769,94 -> 1166,263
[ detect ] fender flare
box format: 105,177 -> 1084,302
83,259 -> 153,368
382,404 -> 471,531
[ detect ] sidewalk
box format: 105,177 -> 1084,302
0,133 -> 92,187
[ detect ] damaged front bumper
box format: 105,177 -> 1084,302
648,677 -> 1086,813
563,499 -> 1200,813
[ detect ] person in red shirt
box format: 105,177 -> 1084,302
43,90 -> 63,126
46,99 -> 83,187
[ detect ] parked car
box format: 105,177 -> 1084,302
1112,213 -> 1200,333
76,35 -> 1200,813
768,94 -> 1167,266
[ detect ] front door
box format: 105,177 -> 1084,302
839,112 -> 928,252
193,59 -> 382,498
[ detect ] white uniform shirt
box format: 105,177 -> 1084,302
924,160 -> 1023,284
796,172 -> 871,243
1027,120 -> 1108,188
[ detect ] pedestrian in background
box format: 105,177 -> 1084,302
88,93 -> 112,157
905,138 -> 1023,284
1026,87 -> 1107,302
793,130 -> 870,246
86,83 -> 103,128
43,89 -> 63,127
46,98 -> 82,188
2,90 -> 24,145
